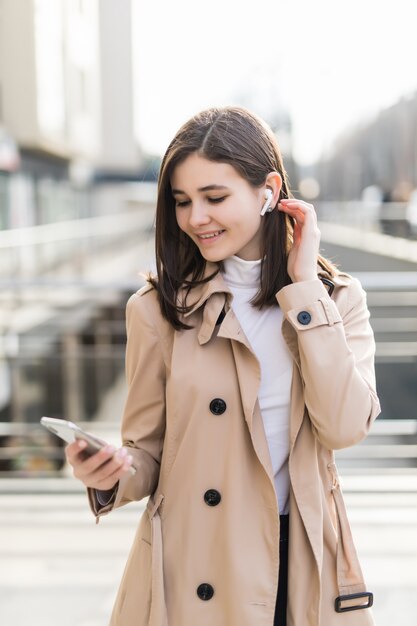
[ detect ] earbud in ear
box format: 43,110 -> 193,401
260,189 -> 274,216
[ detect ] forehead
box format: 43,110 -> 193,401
171,153 -> 243,191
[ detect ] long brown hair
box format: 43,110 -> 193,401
149,106 -> 336,329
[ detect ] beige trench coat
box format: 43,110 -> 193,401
88,264 -> 381,626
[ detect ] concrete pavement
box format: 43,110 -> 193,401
1,473 -> 416,626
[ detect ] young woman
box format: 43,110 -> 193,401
66,106 -> 381,626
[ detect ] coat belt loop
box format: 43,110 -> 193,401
147,494 -> 168,626
147,493 -> 164,519
319,297 -> 336,326
327,463 -> 367,596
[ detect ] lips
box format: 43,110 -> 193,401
196,230 -> 225,240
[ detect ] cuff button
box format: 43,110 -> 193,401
297,311 -> 312,325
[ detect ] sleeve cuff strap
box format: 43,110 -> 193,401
276,280 -> 342,330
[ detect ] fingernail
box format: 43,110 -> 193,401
78,440 -> 87,449
123,457 -> 133,470
116,448 -> 127,459
105,445 -> 115,454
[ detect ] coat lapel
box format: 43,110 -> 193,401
184,269 -> 275,482
217,306 -> 275,483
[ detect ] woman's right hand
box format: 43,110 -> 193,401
65,440 -> 134,490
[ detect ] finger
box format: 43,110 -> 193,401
65,440 -> 88,466
94,459 -> 134,490
280,198 -> 313,209
279,200 -> 316,219
87,448 -> 132,482
279,202 -> 312,213
278,203 -> 307,225
74,444 -> 118,478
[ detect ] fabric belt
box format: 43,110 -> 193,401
146,494 -> 168,626
328,462 -> 372,611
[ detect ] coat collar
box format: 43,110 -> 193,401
181,262 -> 231,319
180,262 -> 344,349
179,263 -> 233,346
181,262 -> 344,316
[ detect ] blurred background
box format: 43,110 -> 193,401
0,0 -> 416,625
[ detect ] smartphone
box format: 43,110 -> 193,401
40,416 -> 136,475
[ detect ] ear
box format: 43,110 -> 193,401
264,171 -> 283,209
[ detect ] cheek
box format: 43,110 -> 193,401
175,209 -> 187,232
227,198 -> 259,228
237,205 -> 262,233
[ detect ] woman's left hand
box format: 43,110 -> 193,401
278,198 -> 321,283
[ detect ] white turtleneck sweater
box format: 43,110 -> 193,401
221,255 -> 293,515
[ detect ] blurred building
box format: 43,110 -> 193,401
0,1 -> 158,471
0,0 -> 141,228
314,91 -> 417,201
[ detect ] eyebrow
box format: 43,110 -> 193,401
171,185 -> 231,196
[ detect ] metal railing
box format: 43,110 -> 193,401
0,420 -> 121,478
0,419 -> 416,480
0,207 -> 154,279
335,420 -> 417,472
316,200 -> 414,236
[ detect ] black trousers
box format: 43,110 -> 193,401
273,514 -> 289,626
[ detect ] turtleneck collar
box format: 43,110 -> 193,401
221,255 -> 262,289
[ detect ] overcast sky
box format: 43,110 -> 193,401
132,0 -> 417,165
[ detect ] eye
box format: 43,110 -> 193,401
208,196 -> 226,204
175,196 -> 227,207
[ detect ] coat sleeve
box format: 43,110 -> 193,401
87,289 -> 167,519
276,277 -> 381,450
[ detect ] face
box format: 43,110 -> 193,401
171,153 -> 265,262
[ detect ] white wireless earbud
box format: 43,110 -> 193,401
260,189 -> 274,216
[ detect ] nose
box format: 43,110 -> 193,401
188,200 -> 211,229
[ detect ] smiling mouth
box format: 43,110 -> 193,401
197,230 -> 225,240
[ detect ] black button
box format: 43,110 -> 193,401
297,311 -> 312,325
197,583 -> 214,601
204,489 -> 221,506
210,398 -> 226,415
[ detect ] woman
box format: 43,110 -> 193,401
66,106 -> 381,626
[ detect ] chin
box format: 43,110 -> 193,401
198,248 -> 231,263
